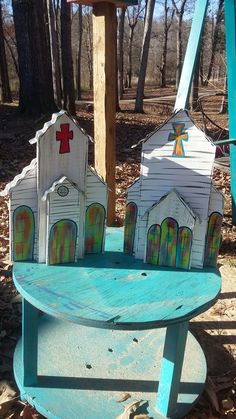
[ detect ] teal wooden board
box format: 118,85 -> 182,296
224,0 -> 236,224
13,228 -> 221,330
174,0 -> 208,110
14,315 -> 207,419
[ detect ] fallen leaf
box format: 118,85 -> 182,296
222,398 -> 234,411
116,400 -> 143,419
117,393 -> 131,403
0,381 -> 18,418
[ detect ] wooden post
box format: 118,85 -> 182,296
93,3 -> 116,225
22,299 -> 38,386
156,321 -> 189,417
224,0 -> 236,225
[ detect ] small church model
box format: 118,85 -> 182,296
0,111 -> 108,265
124,110 -> 224,270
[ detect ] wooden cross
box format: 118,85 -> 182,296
56,123 -> 73,154
168,123 -> 188,157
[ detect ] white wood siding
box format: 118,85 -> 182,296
208,186 -> 224,215
38,113 -> 88,262
146,191 -> 196,230
134,110 -> 215,268
126,179 -> 140,253
86,167 -> 108,253
86,167 -> 107,209
10,165 -> 38,260
46,179 -> 84,262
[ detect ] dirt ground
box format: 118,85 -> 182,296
0,85 -> 236,418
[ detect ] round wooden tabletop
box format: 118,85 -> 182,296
13,228 -> 221,330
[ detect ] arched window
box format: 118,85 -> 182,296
13,206 -> 35,261
176,227 -> 192,269
159,217 -> 178,267
49,219 -> 77,264
124,202 -> 137,254
85,203 -> 106,254
146,224 -> 161,264
204,212 -> 223,267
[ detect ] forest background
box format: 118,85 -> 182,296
0,0 -> 226,116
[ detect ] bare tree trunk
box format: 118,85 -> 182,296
158,0 -> 174,88
12,0 -> 55,115
117,8 -> 125,100
172,0 -> 187,88
204,0 -> 224,85
126,2 -> 145,89
0,0 -> 12,102
3,35 -> 19,77
84,10 -> 93,90
219,75 -> 227,114
190,54 -> 200,111
47,0 -> 61,108
61,0 -> 76,115
175,14 -> 183,88
127,25 -> 134,88
199,43 -> 204,86
135,0 -> 155,112
77,5 -> 83,100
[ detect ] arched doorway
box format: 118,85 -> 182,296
85,203 -> 106,254
13,205 -> 35,261
49,219 -> 77,264
124,202 -> 138,254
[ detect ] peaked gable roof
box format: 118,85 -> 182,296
0,158 -> 37,197
29,110 -> 92,145
133,109 -> 215,149
143,189 -> 197,220
41,176 -> 85,201
87,166 -> 106,186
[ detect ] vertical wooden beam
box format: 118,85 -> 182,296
93,3 -> 116,225
224,0 -> 236,225
156,322 -> 189,417
22,298 -> 38,386
174,0 -> 208,111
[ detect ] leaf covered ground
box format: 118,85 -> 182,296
0,87 -> 236,418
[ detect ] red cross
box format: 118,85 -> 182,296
56,123 -> 73,154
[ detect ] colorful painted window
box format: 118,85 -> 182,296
176,227 -> 192,269
85,203 -> 105,254
204,212 -> 223,267
146,224 -> 161,264
159,218 -> 178,267
13,206 -> 35,261
48,219 -> 77,264
124,202 -> 138,254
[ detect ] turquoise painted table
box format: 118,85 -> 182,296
13,228 -> 221,419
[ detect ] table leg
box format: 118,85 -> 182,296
156,321 -> 189,418
22,298 -> 39,386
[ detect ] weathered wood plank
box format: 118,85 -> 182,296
13,228 -> 221,330
14,315 -> 207,419
224,0 -> 236,224
22,298 -> 38,386
93,3 -> 116,225
174,0 -> 208,110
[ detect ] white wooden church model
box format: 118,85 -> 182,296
124,110 -> 223,270
1,111 -> 107,265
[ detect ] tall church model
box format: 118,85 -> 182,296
124,110 -> 224,270
0,111 -> 108,265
